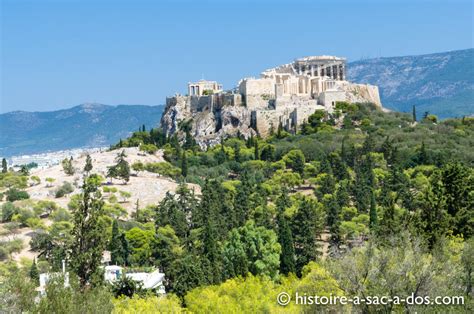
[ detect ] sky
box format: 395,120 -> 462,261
1,0 -> 473,113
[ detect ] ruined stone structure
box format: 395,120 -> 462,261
188,80 -> 223,96
161,55 -> 382,147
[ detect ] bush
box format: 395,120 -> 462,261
6,188 -> 30,202
139,144 -> 158,154
55,182 -> 74,198
2,202 -> 18,222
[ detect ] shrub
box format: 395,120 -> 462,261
139,144 -> 158,154
6,188 -> 30,202
55,182 -> 74,198
2,202 -> 18,222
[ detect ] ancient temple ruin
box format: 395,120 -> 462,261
161,55 -> 382,146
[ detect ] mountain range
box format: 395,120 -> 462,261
1,49 -> 472,157
0,104 -> 164,157
347,48 -> 473,118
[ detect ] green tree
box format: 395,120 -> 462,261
84,154 -> 93,174
292,197 -> 325,275
283,149 -> 306,175
222,220 -> 281,279
181,151 -> 188,178
233,172 -> 252,227
276,191 -> 295,275
29,259 -> 40,285
108,150 -> 130,184
61,157 -> 75,175
69,174 -> 107,288
2,158 -> 7,173
109,220 -> 129,265
369,189 -> 378,230
254,140 -> 259,160
326,195 -> 341,245
441,162 -> 473,237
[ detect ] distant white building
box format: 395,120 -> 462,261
37,262 -> 166,296
104,265 -> 166,294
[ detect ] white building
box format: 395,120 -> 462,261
104,265 -> 166,294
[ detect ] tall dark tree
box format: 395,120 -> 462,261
70,174 -> 107,288
233,172 -> 252,227
1,158 -> 7,173
254,140 -> 259,160
369,189 -> 378,230
84,154 -> 93,174
418,174 -> 449,248
29,259 -> 39,285
181,151 -> 188,178
326,195 -> 341,245
441,162 -> 473,237
291,197 -> 323,275
108,150 -> 130,184
412,105 -> 417,122
276,191 -> 295,274
329,152 -> 349,181
335,180 -> 350,208
109,220 -> 129,266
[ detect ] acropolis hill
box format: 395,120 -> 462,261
160,55 -> 382,146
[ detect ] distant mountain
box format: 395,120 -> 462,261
0,103 -> 164,157
347,48 -> 474,119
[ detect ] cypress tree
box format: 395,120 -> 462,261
1,158 -> 7,173
109,220 -> 123,265
29,259 -> 39,285
254,140 -> 259,160
291,198 -> 322,275
276,190 -> 295,274
181,151 -> 188,178
70,174 -> 107,288
412,105 -> 417,122
326,195 -> 341,245
234,172 -> 252,227
277,121 -> 283,138
369,189 -> 378,230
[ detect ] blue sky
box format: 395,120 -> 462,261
1,0 -> 473,113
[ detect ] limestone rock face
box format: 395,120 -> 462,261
160,94 -> 256,148
340,82 -> 382,107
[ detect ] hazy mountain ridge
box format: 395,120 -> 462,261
0,104 -> 164,157
348,48 -> 474,118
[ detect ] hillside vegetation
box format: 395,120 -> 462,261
1,103 -> 473,313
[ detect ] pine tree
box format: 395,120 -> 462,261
181,151 -> 188,178
1,158 -> 7,173
84,154 -> 93,174
70,174 -> 107,288
108,150 -> 130,184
